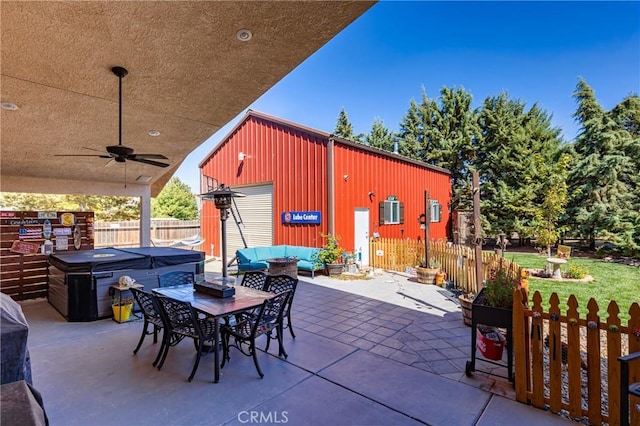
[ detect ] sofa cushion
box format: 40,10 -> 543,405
269,245 -> 287,258
297,259 -> 321,271
253,246 -> 274,261
238,261 -> 269,271
236,247 -> 257,264
286,246 -> 319,262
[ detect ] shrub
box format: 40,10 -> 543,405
566,264 -> 588,279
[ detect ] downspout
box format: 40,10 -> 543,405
327,137 -> 335,235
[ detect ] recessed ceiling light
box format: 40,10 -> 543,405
1,101 -> 19,111
236,29 -> 252,42
148,130 -> 160,137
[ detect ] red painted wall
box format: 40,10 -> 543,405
200,114 -> 330,255
199,111 -> 452,257
332,143 -> 451,253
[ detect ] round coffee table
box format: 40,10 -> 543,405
267,257 -> 299,278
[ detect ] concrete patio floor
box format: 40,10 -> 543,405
19,265 -> 572,425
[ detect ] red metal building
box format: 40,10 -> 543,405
198,110 -> 452,265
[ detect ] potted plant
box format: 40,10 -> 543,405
416,258 -> 440,285
472,259 -> 521,329
112,295 -> 134,322
316,233 -> 344,276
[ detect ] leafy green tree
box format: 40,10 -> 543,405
152,177 -> 198,220
365,118 -> 396,151
531,154 -> 570,257
566,79 -> 637,252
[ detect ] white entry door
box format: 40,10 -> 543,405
354,208 -> 370,266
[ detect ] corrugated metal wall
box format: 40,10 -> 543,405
200,114 -> 329,256
199,112 -> 452,258
332,143 -> 451,252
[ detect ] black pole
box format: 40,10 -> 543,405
220,208 -> 228,280
424,190 -> 430,266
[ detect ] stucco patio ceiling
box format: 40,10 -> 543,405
1,1 -> 374,197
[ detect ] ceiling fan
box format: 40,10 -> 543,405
55,66 -> 169,168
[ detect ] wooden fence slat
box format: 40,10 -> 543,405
531,292 -> 545,408
566,295 -> 583,418
628,303 -> 640,426
607,301 -> 622,426
513,289 -> 528,403
586,299 -> 602,424
548,293 -> 563,413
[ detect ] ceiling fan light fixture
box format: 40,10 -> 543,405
236,29 -> 252,42
1,101 -> 19,111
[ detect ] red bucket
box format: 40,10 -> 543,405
476,327 -> 506,361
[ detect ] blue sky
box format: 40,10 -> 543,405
177,1 -> 640,193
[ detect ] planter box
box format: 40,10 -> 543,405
472,288 -> 512,329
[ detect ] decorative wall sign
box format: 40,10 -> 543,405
55,236 -> 69,251
38,211 -> 57,219
18,228 -> 42,240
281,211 -> 321,224
10,240 -> 41,254
73,225 -> 82,250
42,220 -> 52,239
60,213 -> 75,226
54,228 -> 72,236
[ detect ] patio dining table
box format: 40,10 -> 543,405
153,283 -> 275,382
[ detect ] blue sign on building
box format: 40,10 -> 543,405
281,211 -> 321,224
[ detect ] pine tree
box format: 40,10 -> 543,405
334,108 -> 354,140
397,100 -> 423,160
366,118 -> 396,152
566,79 -> 638,250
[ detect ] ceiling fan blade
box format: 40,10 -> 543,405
129,157 -> 170,168
53,154 -> 107,157
82,146 -> 106,153
130,153 -> 168,160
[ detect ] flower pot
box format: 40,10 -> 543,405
435,271 -> 446,287
112,303 -> 133,322
416,267 -> 437,285
459,294 -> 473,327
472,288 -> 512,329
325,263 -> 344,276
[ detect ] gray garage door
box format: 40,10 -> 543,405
225,184 -> 273,263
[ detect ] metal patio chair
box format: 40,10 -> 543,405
220,291 -> 290,378
130,287 -> 166,367
264,274 -> 299,338
239,271 -> 268,290
157,270 -> 195,288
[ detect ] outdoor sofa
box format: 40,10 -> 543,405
236,245 -> 322,278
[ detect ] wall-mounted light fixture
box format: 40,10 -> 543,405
343,174 -> 349,181
238,152 -> 251,162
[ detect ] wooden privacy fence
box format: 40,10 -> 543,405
369,238 -> 523,294
94,219 -> 201,249
513,290 -> 640,425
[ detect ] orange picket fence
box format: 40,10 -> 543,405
369,238 -> 522,294
513,290 -> 640,425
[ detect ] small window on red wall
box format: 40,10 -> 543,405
379,201 -> 404,225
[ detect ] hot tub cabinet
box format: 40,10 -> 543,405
48,247 -> 204,322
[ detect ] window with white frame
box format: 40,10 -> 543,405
430,199 -> 441,222
379,200 -> 404,225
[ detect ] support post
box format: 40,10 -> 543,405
473,172 -> 483,292
424,190 -> 430,266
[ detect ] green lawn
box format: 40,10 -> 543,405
503,252 -> 639,322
